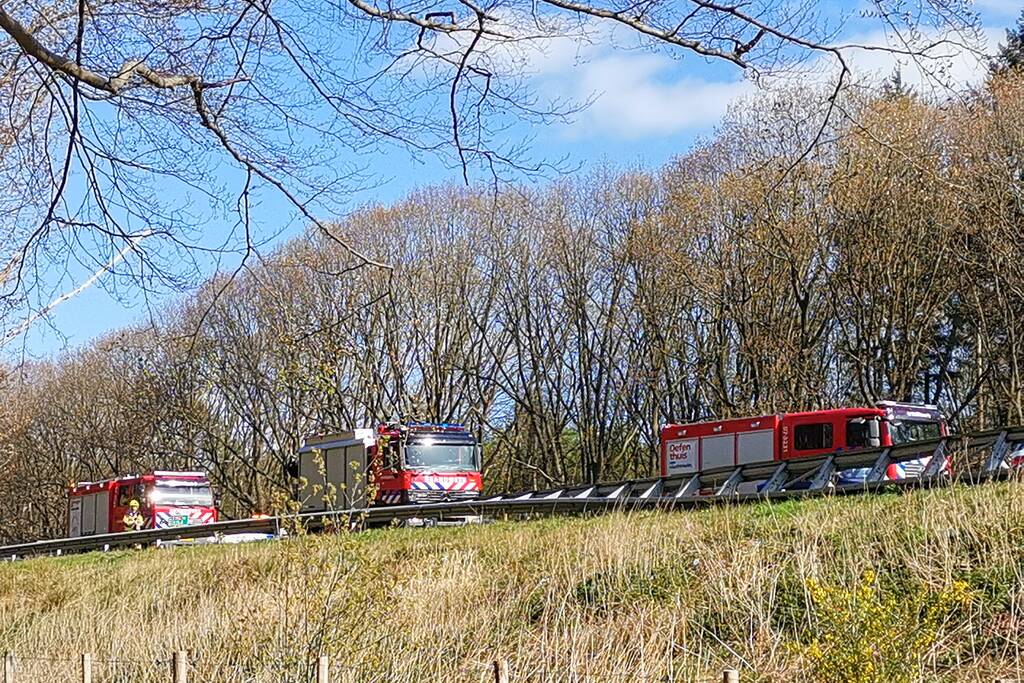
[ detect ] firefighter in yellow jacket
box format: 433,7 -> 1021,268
122,499 -> 145,531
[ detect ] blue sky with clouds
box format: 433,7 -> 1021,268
12,0 -> 1022,358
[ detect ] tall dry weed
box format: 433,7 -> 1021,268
0,482 -> 1021,681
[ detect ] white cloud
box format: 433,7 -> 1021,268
562,53 -> 751,138
833,26 -> 1004,90
973,0 -> 1022,19
515,24 -> 751,139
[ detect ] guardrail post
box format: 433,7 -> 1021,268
715,468 -> 744,497
3,652 -> 13,683
866,448 -> 892,483
675,475 -> 701,498
492,659 -> 509,683
81,653 -> 92,683
808,456 -> 836,490
922,439 -> 949,479
983,431 -> 1010,477
317,655 -> 329,683
722,668 -> 739,683
173,650 -> 188,683
761,462 -> 788,493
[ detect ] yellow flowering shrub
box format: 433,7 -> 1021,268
795,570 -> 972,683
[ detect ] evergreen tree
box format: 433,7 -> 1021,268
990,9 -> 1024,75
881,67 -> 911,98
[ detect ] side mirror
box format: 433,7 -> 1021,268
868,418 -> 881,448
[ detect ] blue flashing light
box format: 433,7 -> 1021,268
404,421 -> 467,431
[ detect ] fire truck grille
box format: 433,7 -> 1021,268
406,490 -> 480,504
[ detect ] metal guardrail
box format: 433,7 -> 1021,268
3,426 -> 1023,560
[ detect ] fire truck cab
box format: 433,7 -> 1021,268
660,402 -> 947,482
68,471 -> 218,537
297,422 -> 483,511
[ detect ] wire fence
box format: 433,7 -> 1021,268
0,652 -> 745,683
3,653 -> 170,683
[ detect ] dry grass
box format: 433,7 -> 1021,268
1,482 -> 1023,682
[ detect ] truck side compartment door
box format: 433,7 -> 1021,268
82,493 -> 96,536
95,490 -> 110,534
68,497 -> 82,537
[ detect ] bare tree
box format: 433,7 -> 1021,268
7,65 -> 1024,541
0,0 -> 982,348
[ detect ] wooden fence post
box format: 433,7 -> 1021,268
3,653 -> 14,683
316,655 -> 329,683
721,668 -> 739,683
81,653 -> 92,683
492,659 -> 509,683
173,651 -> 188,683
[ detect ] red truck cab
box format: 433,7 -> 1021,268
372,422 -> 483,505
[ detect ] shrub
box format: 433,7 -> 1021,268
794,569 -> 972,683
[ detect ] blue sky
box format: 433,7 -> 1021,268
11,0 -> 1022,359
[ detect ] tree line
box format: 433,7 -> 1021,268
1,67 -> 1023,542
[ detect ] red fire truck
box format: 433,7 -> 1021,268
68,471 -> 218,537
297,422 -> 483,511
660,401 -> 947,483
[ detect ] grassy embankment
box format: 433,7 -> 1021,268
1,482 -> 1023,682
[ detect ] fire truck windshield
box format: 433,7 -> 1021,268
889,420 -> 941,445
149,482 -> 214,507
404,444 -> 478,471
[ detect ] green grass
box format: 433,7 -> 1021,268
1,482 -> 1023,682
